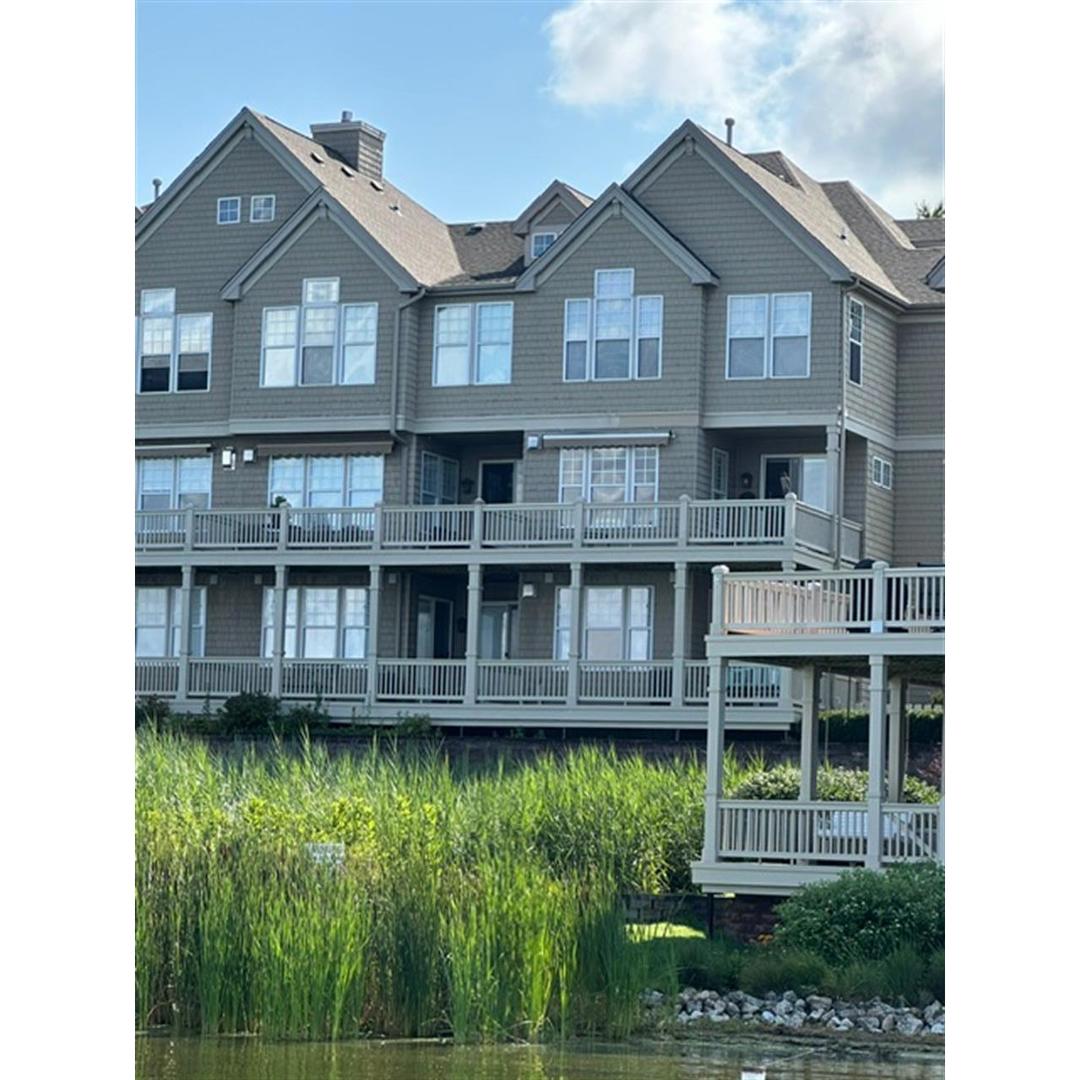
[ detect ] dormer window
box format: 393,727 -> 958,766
531,232 -> 557,259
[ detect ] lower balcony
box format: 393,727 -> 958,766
134,657 -> 796,729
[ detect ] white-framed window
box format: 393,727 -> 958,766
711,448 -> 729,500
420,451 -> 460,505
564,269 -> 662,381
135,586 -> 206,658
872,455 -> 893,490
260,281 -> 378,387
268,454 -> 384,508
261,586 -> 368,659
558,446 -> 659,504
848,298 -> 864,385
433,303 -> 513,386
726,292 -> 812,379
531,231 -> 557,259
137,456 -> 212,510
250,194 -> 276,223
217,196 -> 241,225
137,289 -> 212,393
553,585 -> 653,661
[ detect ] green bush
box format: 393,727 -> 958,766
926,948 -> 945,1002
672,937 -> 744,991
820,705 -> 943,744
135,696 -> 171,728
774,863 -> 944,966
729,764 -> 938,804
218,692 -> 281,735
738,948 -> 829,997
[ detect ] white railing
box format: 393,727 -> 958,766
376,659 -> 467,701
718,566 -> 945,635
684,661 -> 783,706
188,657 -> 273,696
135,658 -> 179,695
477,660 -> 569,702
135,498 -> 864,558
841,519 -> 864,562
714,800 -> 941,864
579,661 -> 673,703
282,659 -> 368,699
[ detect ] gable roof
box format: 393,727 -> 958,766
896,217 -> 945,248
511,180 -> 593,236
515,183 -> 718,292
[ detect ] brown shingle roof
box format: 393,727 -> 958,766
896,217 -> 945,248
444,221 -> 524,287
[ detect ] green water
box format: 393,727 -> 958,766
136,1035 -> 944,1079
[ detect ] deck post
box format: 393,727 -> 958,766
470,498 -> 484,551
367,565 -> 382,707
572,500 -> 586,549
372,502 -> 384,551
871,560 -> 888,632
277,506 -> 289,552
867,654 -> 888,869
271,564 -> 288,698
567,562 -> 583,705
887,675 -> 908,802
799,665 -> 820,800
464,563 -> 482,705
672,561 -> 688,707
703,566 -> 730,861
176,565 -> 194,703
183,505 -> 195,553
677,494 -> 691,547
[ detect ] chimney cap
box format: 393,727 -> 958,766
341,110 -> 353,122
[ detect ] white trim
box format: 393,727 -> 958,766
557,445 -> 659,505
266,453 -> 385,508
530,231 -> 558,259
339,301 -> 379,385
635,294 -> 663,379
871,455 -> 894,490
249,194 -> 276,223
432,302 -> 514,387
711,448 -> 730,500
136,455 -> 213,510
725,292 -> 812,381
420,450 -> 460,505
769,291 -> 812,379
136,585 -> 207,659
136,294 -> 213,395
725,293 -> 768,380
261,585 -> 369,660
848,297 -> 864,385
216,195 -> 241,225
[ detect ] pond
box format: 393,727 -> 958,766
136,1035 -> 945,1080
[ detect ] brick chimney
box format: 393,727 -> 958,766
310,111 -> 386,179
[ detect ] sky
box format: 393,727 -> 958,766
135,0 -> 943,223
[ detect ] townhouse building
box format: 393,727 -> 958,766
134,108 -> 944,731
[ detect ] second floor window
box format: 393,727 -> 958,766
268,454 -> 384,508
261,586 -> 369,659
564,270 -> 662,382
726,292 -> 811,380
137,289 -> 212,393
137,456 -> 212,510
558,446 -> 658,504
872,455 -> 893,489
433,303 -> 513,386
848,298 -> 864,384
260,279 -> 378,387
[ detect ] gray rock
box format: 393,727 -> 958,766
930,1021 -> 945,1035
821,1009 -> 835,1024
783,990 -> 797,1003
760,1010 -> 778,1024
858,1016 -> 882,1032
709,1012 -> 730,1023
829,1016 -> 854,1032
882,1014 -> 897,1032
924,1002 -> 943,1023
742,1002 -> 761,1016
688,1008 -> 703,1021
776,999 -> 794,1017
676,1012 -> 690,1025
839,1007 -> 859,1021
783,1013 -> 805,1029
806,995 -> 833,1011
896,1014 -> 924,1037
743,994 -> 764,1010
726,1002 -> 741,1017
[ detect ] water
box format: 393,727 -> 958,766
136,1035 -> 944,1080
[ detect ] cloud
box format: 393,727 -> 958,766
545,0 -> 943,218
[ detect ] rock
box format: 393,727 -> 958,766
858,1016 -> 882,1033
676,1012 -> 690,1025
783,1013 -> 804,1029
829,1016 -> 854,1032
881,1014 -> 896,1032
806,995 -> 833,1011
688,1009 -> 703,1021
760,1010 -> 778,1024
709,1012 -> 730,1023
742,994 -> 763,1009
839,1007 -> 859,1021
726,1002 -> 741,1017
808,1008 -> 825,1023
783,990 -> 797,1003
795,998 -> 806,1010
930,1021 -> 945,1035
741,1002 -> 761,1016
776,999 -> 794,1017
821,1009 -> 835,1024
896,1014 -> 924,1037
924,1002 -> 943,1023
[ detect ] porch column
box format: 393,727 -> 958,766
782,492 -> 798,572
672,562 -> 689,708
464,563 -> 482,705
367,565 -> 382,707
887,675 -> 909,803
702,566 -> 730,861
866,654 -> 888,869
799,665 -> 820,800
826,425 -> 841,562
271,564 -> 288,698
176,565 -> 194,702
567,562 -> 583,705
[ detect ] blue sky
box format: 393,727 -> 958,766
136,1 -> 943,221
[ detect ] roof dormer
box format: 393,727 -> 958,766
512,180 -> 592,265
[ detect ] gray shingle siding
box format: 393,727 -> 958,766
893,452 -> 944,565
897,321 -> 945,435
847,298 -> 898,435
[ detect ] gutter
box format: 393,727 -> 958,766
392,287 -> 428,504
835,286 -> 849,568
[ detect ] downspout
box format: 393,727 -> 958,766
834,286 -> 850,568
392,287 -> 428,501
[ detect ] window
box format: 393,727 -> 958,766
250,194 -> 276,223
531,232 -> 557,258
261,586 -> 368,659
433,303 -> 513,386
137,456 -> 212,510
554,585 -> 653,661
420,451 -> 460,505
268,455 -> 384,508
762,455 -> 830,511
137,289 -> 212,393
135,586 -> 205,657
711,449 -> 729,500
726,292 -> 811,379
848,298 -> 864,385
872,455 -> 893,490
217,196 -> 241,225
260,281 -> 378,387
558,446 -> 659,504
564,270 -> 662,381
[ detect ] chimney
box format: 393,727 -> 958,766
310,111 -> 386,180
724,118 -> 734,147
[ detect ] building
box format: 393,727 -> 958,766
135,108 -> 944,734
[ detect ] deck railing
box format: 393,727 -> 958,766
714,800 -> 941,865
135,657 -> 179,695
477,660 -> 569,703
282,659 -> 368,699
188,657 -> 273,696
376,659 -> 468,702
717,565 -> 945,635
135,496 -> 863,559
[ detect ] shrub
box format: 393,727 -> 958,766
135,696 -> 170,728
738,948 -> 829,997
396,713 -> 434,738
672,936 -> 744,991
729,764 -> 938,804
218,692 -> 281,735
774,863 -> 944,966
926,948 -> 945,1002
820,705 -> 943,744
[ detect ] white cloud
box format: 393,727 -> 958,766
545,0 -> 943,218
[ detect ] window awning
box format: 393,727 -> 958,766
537,431 -> 672,449
255,440 -> 394,457
135,443 -> 213,457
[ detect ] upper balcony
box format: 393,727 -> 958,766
135,493 -> 863,568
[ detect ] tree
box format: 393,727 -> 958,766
915,200 -> 944,219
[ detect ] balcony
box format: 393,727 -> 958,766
135,494 -> 864,567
